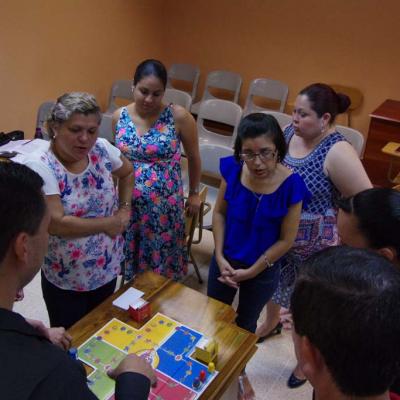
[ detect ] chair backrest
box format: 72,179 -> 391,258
197,99 -> 243,147
106,80 -> 133,114
199,144 -> 234,229
202,70 -> 242,103
244,78 -> 289,114
98,113 -> 114,143
163,88 -> 192,111
167,63 -> 200,100
260,111 -> 292,130
336,125 -> 365,157
36,101 -> 55,140
199,143 -> 234,177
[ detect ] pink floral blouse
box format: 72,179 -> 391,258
24,139 -> 124,291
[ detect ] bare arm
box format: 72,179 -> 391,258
232,201 -> 303,282
46,155 -> 132,239
112,107 -> 123,143
324,141 -> 372,197
174,105 -> 202,215
212,179 -> 237,286
47,195 -> 124,238
212,179 -> 228,261
113,155 -> 134,228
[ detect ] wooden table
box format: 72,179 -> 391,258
69,271 -> 258,399
363,99 -> 400,187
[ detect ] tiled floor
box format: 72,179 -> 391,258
13,229 -> 312,399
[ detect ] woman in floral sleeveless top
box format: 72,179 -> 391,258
24,92 -> 134,329
114,60 -> 201,281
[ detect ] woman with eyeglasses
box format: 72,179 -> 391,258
207,113 -> 310,336
255,83 -> 372,389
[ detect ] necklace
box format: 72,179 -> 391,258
252,191 -> 264,212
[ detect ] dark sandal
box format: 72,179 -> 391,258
256,322 -> 283,343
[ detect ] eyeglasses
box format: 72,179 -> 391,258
239,149 -> 276,162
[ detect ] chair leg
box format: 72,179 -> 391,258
190,250 -> 203,284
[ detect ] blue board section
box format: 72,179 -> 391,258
156,326 -> 213,391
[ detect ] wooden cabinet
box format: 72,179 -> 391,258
363,99 -> 400,187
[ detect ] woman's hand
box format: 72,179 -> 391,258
230,268 -> 253,283
104,215 -> 126,238
216,255 -> 239,288
114,207 -> 131,229
185,194 -> 201,216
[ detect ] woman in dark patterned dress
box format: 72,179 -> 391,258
255,83 -> 372,388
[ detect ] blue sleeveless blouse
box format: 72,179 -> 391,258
221,156 -> 310,266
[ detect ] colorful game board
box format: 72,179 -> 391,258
78,313 -> 218,400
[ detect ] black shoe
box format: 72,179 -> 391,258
256,322 -> 283,343
287,372 -> 307,388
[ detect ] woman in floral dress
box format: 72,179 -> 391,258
113,59 -> 201,281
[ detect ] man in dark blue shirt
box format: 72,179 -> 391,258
0,162 -> 155,400
291,246 -> 400,400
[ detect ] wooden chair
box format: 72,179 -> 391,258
167,63 -> 200,101
105,80 -> 133,114
260,110 -> 292,130
336,125 -> 365,158
163,88 -> 192,111
197,99 -> 243,148
244,78 -> 288,115
185,185 -> 208,283
382,142 -> 400,184
191,70 -> 242,115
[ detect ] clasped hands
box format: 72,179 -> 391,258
216,256 -> 253,289
104,207 -> 131,238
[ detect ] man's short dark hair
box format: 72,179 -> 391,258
291,246 -> 400,396
0,162 -> 46,263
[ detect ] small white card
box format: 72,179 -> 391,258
112,287 -> 145,310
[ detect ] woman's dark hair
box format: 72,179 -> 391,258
133,59 -> 167,89
300,83 -> 351,124
233,113 -> 287,162
337,188 -> 400,257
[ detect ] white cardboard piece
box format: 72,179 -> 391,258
112,287 -> 145,310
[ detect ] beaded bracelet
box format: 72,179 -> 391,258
264,254 -> 274,268
119,201 -> 131,209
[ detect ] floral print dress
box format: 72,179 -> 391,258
115,106 -> 188,281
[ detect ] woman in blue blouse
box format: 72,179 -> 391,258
207,113 -> 310,334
